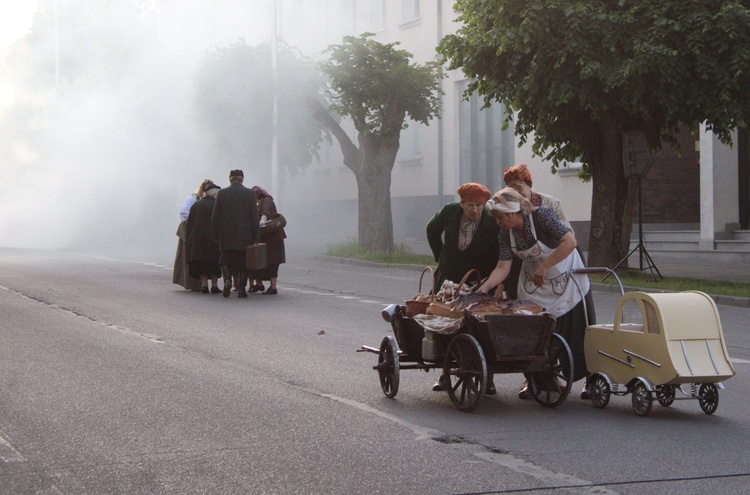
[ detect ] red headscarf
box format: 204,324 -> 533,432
251,185 -> 273,200
503,164 -> 533,188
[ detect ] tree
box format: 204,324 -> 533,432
307,33 -> 443,252
438,0 -> 750,267
193,39 -> 327,181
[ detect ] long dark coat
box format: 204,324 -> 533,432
185,197 -> 220,268
258,196 -> 286,266
426,202 -> 499,292
211,183 -> 260,252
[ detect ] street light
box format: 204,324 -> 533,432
271,0 -> 279,198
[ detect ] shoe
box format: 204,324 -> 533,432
223,285 -> 231,298
210,286 -> 221,294
263,288 -> 278,295
518,386 -> 532,400
249,284 -> 265,293
201,286 -> 209,294
484,375 -> 497,395
238,289 -> 248,298
580,382 -> 592,400
432,375 -> 446,392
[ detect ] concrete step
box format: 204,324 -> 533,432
635,230 -> 700,242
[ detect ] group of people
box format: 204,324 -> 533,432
172,169 -> 286,298
426,164 -> 595,400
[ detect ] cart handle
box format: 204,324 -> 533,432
571,267 -> 624,296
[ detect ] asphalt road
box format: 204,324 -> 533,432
0,247 -> 748,494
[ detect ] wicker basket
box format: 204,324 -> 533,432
404,267 -> 437,317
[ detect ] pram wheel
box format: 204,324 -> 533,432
590,374 -> 610,409
631,380 -> 653,417
698,383 -> 719,415
656,385 -> 676,407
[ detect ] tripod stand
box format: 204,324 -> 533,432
611,176 -> 662,282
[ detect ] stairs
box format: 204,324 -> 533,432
630,227 -> 750,263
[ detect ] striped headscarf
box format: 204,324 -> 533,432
503,164 -> 533,188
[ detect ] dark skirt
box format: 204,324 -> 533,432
554,289 -> 596,382
188,261 -> 221,279
253,263 -> 280,280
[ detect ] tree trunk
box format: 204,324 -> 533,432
587,117 -> 636,268
356,133 -> 396,252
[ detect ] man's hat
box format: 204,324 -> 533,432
229,169 -> 244,178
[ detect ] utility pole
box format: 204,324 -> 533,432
271,0 -> 279,197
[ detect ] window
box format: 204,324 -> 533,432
369,0 -> 386,31
341,1 -> 355,36
303,0 -> 328,51
559,159 -> 583,176
401,0 -> 420,23
396,120 -> 422,166
457,80 -> 515,192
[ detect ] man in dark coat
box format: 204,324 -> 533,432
211,169 -> 260,298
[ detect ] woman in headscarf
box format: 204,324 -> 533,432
478,187 -> 595,399
248,185 -> 286,295
502,164 -> 573,233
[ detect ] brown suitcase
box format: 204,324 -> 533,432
245,243 -> 268,270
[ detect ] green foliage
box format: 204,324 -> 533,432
193,39 -> 328,176
311,33 -> 445,253
318,33 -> 443,136
602,270 -> 750,299
438,0 -> 750,268
326,240 -> 435,265
438,0 -> 750,169
326,242 -> 750,298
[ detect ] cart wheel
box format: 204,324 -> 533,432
656,385 -> 676,407
631,380 -> 653,417
590,374 -> 611,409
377,336 -> 400,398
698,383 -> 719,415
529,333 -> 573,408
443,334 -> 487,413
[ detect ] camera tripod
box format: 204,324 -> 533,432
611,176 -> 662,282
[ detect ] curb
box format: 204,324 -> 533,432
313,255 -> 750,309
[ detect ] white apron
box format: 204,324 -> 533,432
511,218 -> 589,317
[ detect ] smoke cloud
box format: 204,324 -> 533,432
0,1 -> 278,258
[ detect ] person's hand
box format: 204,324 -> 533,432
533,265 -> 548,287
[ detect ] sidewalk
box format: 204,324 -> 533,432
636,252 -> 750,284
309,251 -> 750,309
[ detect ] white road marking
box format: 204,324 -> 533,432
0,431 -> 25,462
0,285 -> 163,344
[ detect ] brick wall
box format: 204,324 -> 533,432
637,126 -> 701,224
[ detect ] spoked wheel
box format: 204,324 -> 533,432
529,334 -> 573,408
590,374 -> 611,409
377,336 -> 400,398
656,384 -> 676,407
631,380 -> 653,417
698,383 -> 719,415
443,334 -> 487,413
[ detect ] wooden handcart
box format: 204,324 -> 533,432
359,303 -> 574,413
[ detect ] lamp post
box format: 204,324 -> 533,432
271,0 -> 279,197
54,0 -> 59,89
